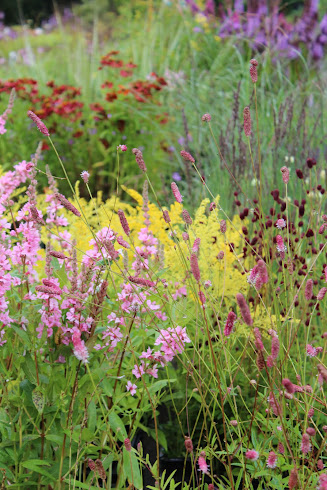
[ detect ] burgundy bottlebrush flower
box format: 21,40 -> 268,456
42,279 -> 59,289
288,467 -> 298,489
201,113 -> 211,122
129,276 -> 155,288
230,420 -> 238,426
35,285 -> 62,295
224,311 -> 237,337
198,291 -> 206,304
304,279 -> 313,300
301,433 -> 311,454
163,210 -> 171,223
317,460 -> 324,470
55,193 -> 81,217
249,59 -> 258,83
217,251 -> 224,260
220,220 -> 226,233
124,438 -> 132,452
280,166 -> 290,184
282,378 -> 295,394
117,209 -> 130,236
256,350 -> 265,371
278,442 -> 284,454
103,239 -> 119,260
198,451 -> 208,474
132,148 -> 147,172
318,287 -> 327,300
182,209 -> 192,225
306,427 -> 315,437
182,232 -> 189,241
245,449 -> 259,461
27,110 -> 50,136
184,437 -> 193,453
171,182 -> 183,203
29,205 -> 45,225
117,235 -> 130,249
254,327 -> 264,351
209,202 -> 216,211
236,293 -> 253,326
49,250 -> 67,260
266,451 -> 277,469
95,459 -> 106,480
248,260 -> 268,290
243,106 -> 251,137
88,459 -> 96,471
266,355 -> 274,368
296,169 -> 303,179
190,253 -> 200,282
180,150 -> 195,163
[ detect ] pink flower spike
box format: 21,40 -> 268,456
171,182 -> 183,203
236,293 -> 253,326
245,449 -> 259,461
305,279 -> 313,301
180,150 -> 195,163
306,344 -> 318,357
197,452 -> 209,474
201,113 -> 211,122
126,381 -> 137,396
117,144 -> 127,151
276,234 -> 287,253
266,451 -> 277,469
27,110 -> 49,136
275,218 -> 286,229
301,433 -> 311,454
280,166 -> 290,184
224,311 -> 237,337
81,171 -> 90,183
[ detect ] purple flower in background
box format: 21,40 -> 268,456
88,128 -> 97,135
172,172 -> 182,181
193,26 -> 203,33
178,137 -> 185,146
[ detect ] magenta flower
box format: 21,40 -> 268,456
27,110 -> 49,136
224,311 -> 237,337
301,433 -> 311,454
201,113 -> 211,122
266,451 -> 277,469
171,182 -> 183,203
275,218 -> 286,229
117,144 -> 127,151
80,170 -> 90,183
306,344 -> 318,357
126,381 -> 137,396
245,449 -> 259,461
197,452 -> 209,474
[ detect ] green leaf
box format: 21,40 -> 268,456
123,449 -> 143,489
87,400 -> 97,434
45,434 -> 63,445
21,353 -> 37,385
32,387 -> 45,414
108,411 -> 127,441
149,379 -> 174,395
11,325 -> 32,348
21,460 -> 56,481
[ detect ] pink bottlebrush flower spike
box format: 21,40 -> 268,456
245,449 -> 259,461
236,293 -> 253,326
280,166 -> 290,184
197,451 -> 208,474
304,279 -> 313,300
266,451 -> 277,469
117,209 -> 130,236
201,113 -> 211,122
171,182 -> 183,203
132,148 -> 147,172
249,59 -> 258,83
224,311 -> 237,337
55,193 -> 81,217
180,150 -> 195,163
190,254 -> 201,282
27,110 -> 49,136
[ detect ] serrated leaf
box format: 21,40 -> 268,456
11,325 -> 32,348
